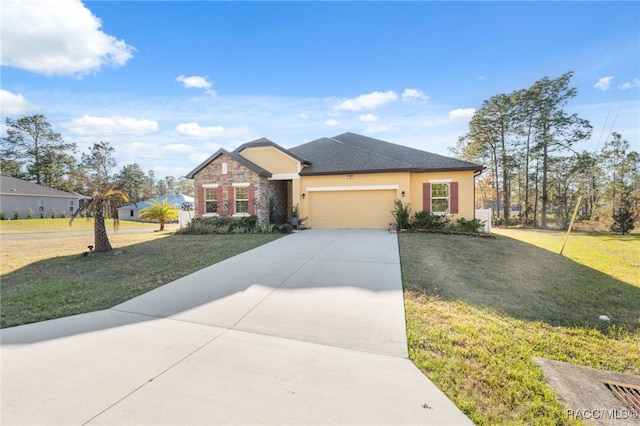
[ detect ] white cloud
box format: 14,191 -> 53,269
620,78 -> 640,90
358,114 -> 378,122
401,88 -> 429,101
0,89 -> 37,116
165,143 -> 196,154
335,91 -> 398,111
66,115 -> 158,135
174,122 -> 226,139
1,0 -> 134,76
594,76 -> 614,91
325,119 -> 340,126
176,75 -> 215,95
448,108 -> 476,120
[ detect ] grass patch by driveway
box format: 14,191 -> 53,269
0,217 -> 161,234
400,230 -> 640,425
1,232 -> 282,328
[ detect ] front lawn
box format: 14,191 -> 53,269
1,232 -> 282,328
0,217 -> 162,234
400,230 -> 640,425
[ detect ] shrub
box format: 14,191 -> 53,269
259,224 -> 276,233
453,217 -> 485,233
237,215 -> 257,230
611,207 -> 635,235
27,209 -> 33,219
50,208 -> 57,219
0,210 -> 5,220
411,211 -> 450,230
391,200 -> 411,229
178,215 -> 264,235
13,208 -> 20,220
279,223 -> 294,234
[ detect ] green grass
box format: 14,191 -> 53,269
4,222 -> 639,425
1,232 -> 282,327
492,228 -> 639,287
400,230 -> 640,425
0,217 -> 163,234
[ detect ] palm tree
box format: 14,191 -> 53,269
138,198 -> 178,231
70,181 -> 130,252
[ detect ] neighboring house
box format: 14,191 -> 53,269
118,194 -> 194,222
0,175 -> 87,219
186,132 -> 484,229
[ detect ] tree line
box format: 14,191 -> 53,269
0,114 -> 194,202
453,71 -> 639,232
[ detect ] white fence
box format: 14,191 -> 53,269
475,208 -> 492,234
179,210 -> 194,230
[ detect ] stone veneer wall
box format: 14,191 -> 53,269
193,153 -> 290,226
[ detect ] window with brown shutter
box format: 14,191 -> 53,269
423,182 -> 459,214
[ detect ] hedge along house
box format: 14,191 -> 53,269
186,132 -> 484,229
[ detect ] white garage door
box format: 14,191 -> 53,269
308,190 -> 396,229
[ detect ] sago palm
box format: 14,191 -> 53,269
70,182 -> 130,252
138,198 -> 178,231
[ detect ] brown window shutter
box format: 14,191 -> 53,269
216,186 -> 224,215
248,185 -> 255,215
228,186 -> 235,214
450,182 -> 459,214
197,187 -> 205,216
422,183 -> 431,212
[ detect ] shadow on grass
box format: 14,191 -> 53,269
399,233 -> 640,332
0,232 -> 287,340
1,229 -> 402,345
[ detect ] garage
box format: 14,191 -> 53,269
308,188 -> 397,229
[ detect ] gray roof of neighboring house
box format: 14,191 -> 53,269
185,148 -> 272,179
0,175 -> 83,198
289,132 -> 483,175
119,194 -> 195,210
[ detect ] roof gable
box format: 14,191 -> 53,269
185,148 -> 272,179
235,137 -> 310,165
235,138 -> 309,175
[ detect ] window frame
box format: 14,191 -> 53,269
204,187 -> 218,215
430,183 -> 450,215
234,185 -> 249,216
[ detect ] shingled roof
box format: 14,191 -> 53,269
290,132 -> 483,175
0,175 -> 83,198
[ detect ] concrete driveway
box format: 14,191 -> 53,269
1,229 -> 471,425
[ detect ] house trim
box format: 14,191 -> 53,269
306,185 -> 399,192
269,173 -> 300,180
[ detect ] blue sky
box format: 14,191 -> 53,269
1,1 -> 638,179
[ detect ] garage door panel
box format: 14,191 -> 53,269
309,190 -> 396,229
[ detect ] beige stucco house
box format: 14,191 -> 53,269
186,132 -> 483,229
